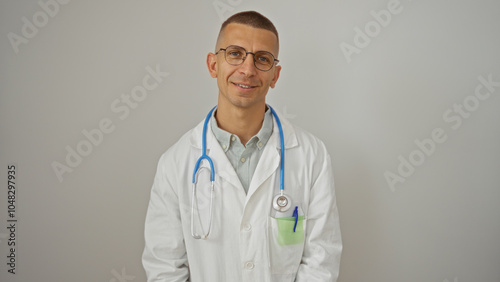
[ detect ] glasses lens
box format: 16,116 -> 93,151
225,46 -> 246,65
254,52 -> 275,71
222,46 -> 276,71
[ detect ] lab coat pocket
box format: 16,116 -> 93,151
276,216 -> 305,245
268,216 -> 307,275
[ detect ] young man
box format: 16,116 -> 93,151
142,11 -> 342,282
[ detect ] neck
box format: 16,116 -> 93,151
215,101 -> 266,145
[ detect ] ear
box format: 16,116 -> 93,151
269,65 -> 282,89
206,52 -> 218,78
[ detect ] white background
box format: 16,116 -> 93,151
1,0 -> 499,281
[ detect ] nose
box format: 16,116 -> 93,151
238,53 -> 258,77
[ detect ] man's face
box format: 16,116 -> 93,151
207,23 -> 281,110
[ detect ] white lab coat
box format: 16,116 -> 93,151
142,109 -> 342,282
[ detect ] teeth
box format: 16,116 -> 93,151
236,83 -> 252,89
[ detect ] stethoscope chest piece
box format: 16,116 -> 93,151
273,193 -> 292,212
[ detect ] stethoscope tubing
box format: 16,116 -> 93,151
192,106 -> 217,183
192,105 -> 284,187
191,105 -> 289,239
268,106 -> 285,194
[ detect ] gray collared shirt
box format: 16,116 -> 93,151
210,108 -> 273,194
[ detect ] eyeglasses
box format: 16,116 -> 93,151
215,45 -> 279,71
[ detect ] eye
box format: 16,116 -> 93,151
226,48 -> 244,58
255,53 -> 273,65
257,56 -> 271,63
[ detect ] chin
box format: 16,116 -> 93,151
220,89 -> 266,109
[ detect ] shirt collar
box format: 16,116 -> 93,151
210,110 -> 232,152
210,106 -> 273,152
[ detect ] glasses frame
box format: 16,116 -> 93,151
215,45 -> 279,72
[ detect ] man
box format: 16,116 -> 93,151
142,11 -> 342,282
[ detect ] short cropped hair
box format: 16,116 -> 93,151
216,11 -> 279,51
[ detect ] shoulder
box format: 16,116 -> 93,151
287,120 -> 330,157
294,124 -> 327,149
156,121 -> 201,168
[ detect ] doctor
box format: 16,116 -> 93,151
142,11 -> 342,282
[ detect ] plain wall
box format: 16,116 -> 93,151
1,1 -> 499,281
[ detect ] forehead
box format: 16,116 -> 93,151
218,23 -> 279,55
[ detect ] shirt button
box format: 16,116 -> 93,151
222,144 -> 227,149
243,223 -> 252,231
231,136 -> 236,142
244,261 -> 254,270
258,141 -> 263,147
240,157 -> 246,163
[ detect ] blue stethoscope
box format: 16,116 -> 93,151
191,105 -> 291,240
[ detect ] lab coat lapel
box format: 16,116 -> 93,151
246,110 -> 298,200
193,120 -> 245,194
190,117 -> 246,198
246,132 -> 280,199
189,108 -> 298,202
208,132 -> 245,193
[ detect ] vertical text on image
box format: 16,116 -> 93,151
6,164 -> 18,274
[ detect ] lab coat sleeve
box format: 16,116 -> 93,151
142,153 -> 189,282
295,148 -> 342,282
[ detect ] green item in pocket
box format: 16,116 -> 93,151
276,216 -> 305,245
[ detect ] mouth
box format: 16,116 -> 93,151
232,82 -> 257,89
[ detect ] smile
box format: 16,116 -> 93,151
232,82 -> 256,89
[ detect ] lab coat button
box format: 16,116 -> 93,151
244,261 -> 254,270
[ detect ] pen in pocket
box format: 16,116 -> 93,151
293,206 -> 298,232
